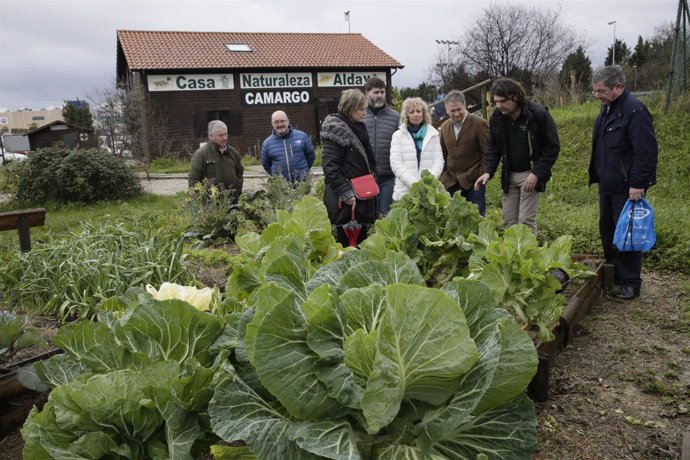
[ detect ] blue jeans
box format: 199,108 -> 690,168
378,175 -> 395,216
447,181 -> 486,216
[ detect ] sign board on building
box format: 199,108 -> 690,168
0,117 -> 8,125
147,74 -> 234,92
317,71 -> 384,87
240,72 -> 312,89
242,90 -> 313,106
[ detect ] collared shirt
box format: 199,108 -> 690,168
452,112 -> 468,140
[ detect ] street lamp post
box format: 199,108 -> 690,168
608,20 -> 617,65
633,65 -> 638,91
435,39 -> 460,90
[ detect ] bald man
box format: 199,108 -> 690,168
261,110 -> 315,182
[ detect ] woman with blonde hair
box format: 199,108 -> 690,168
389,97 -> 444,201
320,89 -> 378,247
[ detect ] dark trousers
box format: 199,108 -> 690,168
599,191 -> 642,288
447,182 -> 486,217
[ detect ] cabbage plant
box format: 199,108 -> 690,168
209,249 -> 540,459
21,290 -> 227,459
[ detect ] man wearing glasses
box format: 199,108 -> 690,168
589,65 -> 658,300
261,110 -> 315,183
474,77 -> 560,233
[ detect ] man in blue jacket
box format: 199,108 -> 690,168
261,110 -> 315,182
590,66 -> 658,300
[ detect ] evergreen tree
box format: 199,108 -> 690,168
629,35 -> 650,68
605,39 -> 631,66
560,46 -> 592,90
62,98 -> 94,130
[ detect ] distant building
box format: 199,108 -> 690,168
26,120 -> 97,151
0,108 -> 63,133
116,30 -> 403,157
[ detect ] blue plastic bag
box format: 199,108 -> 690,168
613,198 -> 656,252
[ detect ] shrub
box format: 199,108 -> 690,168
16,146 -> 143,203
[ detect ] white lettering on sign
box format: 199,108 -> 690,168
317,71 -> 383,87
147,74 -> 234,92
243,91 -> 311,105
240,73 -> 312,89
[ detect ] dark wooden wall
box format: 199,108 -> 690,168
143,69 -> 390,158
28,127 -> 98,151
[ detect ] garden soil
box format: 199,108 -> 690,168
2,270 -> 687,459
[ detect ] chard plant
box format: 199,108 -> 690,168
467,221 -> 595,342
360,171 -> 482,287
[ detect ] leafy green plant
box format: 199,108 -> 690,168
211,249 -> 539,458
467,222 -> 594,342
0,222 -> 195,321
361,171 -> 483,287
215,198 -> 540,458
23,290 -> 227,459
183,179 -> 235,240
15,146 -> 142,203
225,175 -> 312,236
225,195 -> 341,302
0,310 -> 46,364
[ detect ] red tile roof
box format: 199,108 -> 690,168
117,30 -> 403,70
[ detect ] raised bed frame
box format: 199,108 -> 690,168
528,259 -> 606,401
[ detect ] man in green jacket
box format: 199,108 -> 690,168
188,120 -> 244,202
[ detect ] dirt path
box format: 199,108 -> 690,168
535,270 -> 690,459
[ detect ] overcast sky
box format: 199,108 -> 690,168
0,0 -> 678,110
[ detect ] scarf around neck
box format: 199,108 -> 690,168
407,122 -> 427,158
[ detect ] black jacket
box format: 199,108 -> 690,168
589,89 -> 658,193
320,113 -> 378,225
484,101 -> 560,194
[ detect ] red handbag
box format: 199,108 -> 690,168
350,174 -> 379,200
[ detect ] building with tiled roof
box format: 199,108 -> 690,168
116,30 -> 403,156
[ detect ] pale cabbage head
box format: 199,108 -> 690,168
146,282 -> 215,311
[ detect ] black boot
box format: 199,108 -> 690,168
612,284 -> 640,300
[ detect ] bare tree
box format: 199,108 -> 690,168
458,3 -> 583,91
87,77 -> 171,162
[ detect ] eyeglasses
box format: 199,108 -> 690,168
591,88 -> 611,96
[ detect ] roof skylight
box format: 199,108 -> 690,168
225,43 -> 252,52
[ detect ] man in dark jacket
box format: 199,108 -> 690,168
590,65 -> 658,300
475,78 -> 560,233
188,120 -> 243,202
363,77 -> 399,215
261,110 -> 315,182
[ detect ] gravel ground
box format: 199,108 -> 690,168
140,166 -> 322,195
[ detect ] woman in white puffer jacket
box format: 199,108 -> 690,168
389,97 -> 444,201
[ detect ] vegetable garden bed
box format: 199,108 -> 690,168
0,350 -> 59,435
528,257 -> 605,401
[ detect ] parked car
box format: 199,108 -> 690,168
0,152 -> 29,165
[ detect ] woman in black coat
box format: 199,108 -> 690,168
320,89 -> 378,247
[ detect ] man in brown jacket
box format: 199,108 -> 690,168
439,90 -> 489,215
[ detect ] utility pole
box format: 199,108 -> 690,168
608,21 -> 617,65
665,0 -> 690,110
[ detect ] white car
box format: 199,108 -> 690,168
0,152 -> 29,165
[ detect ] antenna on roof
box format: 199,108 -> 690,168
344,11 -> 351,33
